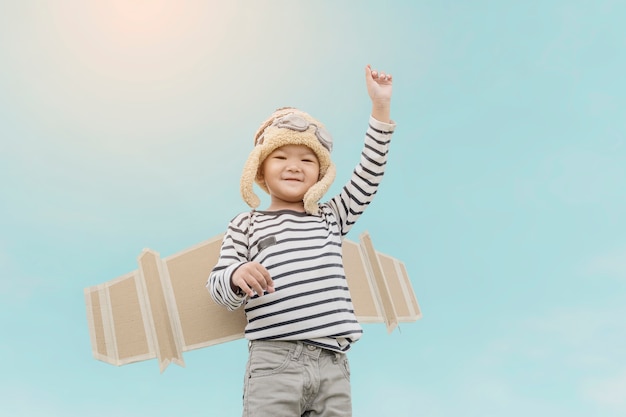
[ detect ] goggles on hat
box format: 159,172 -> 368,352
255,113 -> 333,152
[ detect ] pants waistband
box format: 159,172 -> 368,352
248,340 -> 342,360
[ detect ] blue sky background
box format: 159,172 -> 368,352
1,1 -> 625,416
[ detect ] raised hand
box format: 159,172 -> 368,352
365,64 -> 393,123
365,64 -> 393,102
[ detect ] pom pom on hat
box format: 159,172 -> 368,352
240,108 -> 335,215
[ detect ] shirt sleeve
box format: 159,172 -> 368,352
327,115 -> 396,237
206,213 -> 250,311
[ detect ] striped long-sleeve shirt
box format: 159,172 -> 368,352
207,116 -> 395,352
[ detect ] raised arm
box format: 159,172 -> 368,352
324,65 -> 396,237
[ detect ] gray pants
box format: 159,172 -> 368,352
243,340 -> 352,417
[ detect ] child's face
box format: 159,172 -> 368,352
260,144 -> 320,211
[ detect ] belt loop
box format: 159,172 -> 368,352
292,341 -> 303,360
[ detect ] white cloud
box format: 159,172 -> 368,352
518,306 -> 626,372
523,307 -> 617,345
354,369 -> 577,417
581,369 -> 626,412
0,380 -> 145,417
444,306 -> 626,416
584,247 -> 626,280
458,375 -> 571,417
351,301 -> 626,417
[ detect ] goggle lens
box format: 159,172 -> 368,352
256,113 -> 333,152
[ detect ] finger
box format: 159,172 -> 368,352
253,263 -> 274,291
249,269 -> 273,296
256,274 -> 274,294
378,71 -> 392,82
239,281 -> 254,298
238,263 -> 271,296
262,268 -> 274,290
233,273 -> 251,297
247,274 -> 266,296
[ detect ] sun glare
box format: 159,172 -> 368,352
49,1 -> 236,78
106,0 -> 183,39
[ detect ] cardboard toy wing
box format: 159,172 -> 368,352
84,231 -> 421,372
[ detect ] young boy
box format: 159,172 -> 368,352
208,65 -> 395,417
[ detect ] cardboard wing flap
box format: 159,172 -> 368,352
84,271 -> 156,367
162,236 -> 247,352
343,233 -> 423,333
376,252 -> 421,323
85,231 -> 420,371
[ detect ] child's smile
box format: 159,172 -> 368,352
260,144 -> 320,211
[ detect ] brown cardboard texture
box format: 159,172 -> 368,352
84,231 -> 421,372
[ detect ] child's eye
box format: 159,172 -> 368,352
302,158 -> 314,163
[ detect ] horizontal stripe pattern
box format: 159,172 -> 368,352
208,116 -> 395,352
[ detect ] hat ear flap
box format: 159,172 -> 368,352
240,147 -> 262,209
303,162 -> 336,215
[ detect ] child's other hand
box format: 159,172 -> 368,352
365,64 -> 393,103
231,262 -> 275,297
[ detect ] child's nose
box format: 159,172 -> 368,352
286,160 -> 302,171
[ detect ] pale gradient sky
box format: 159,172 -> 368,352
1,1 -> 625,416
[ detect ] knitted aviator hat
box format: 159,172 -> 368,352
240,107 -> 336,215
